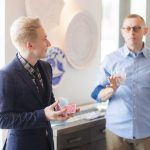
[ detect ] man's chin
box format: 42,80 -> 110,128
127,41 -> 137,46
39,53 -> 47,59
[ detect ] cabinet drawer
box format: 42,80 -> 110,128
58,129 -> 90,149
90,139 -> 106,150
91,125 -> 105,141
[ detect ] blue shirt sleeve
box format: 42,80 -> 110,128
91,85 -> 104,101
91,55 -> 113,102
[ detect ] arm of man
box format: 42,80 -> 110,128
98,87 -> 114,101
98,75 -> 120,101
0,70 -> 69,129
0,102 -> 70,129
0,110 -> 48,129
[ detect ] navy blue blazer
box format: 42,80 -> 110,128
0,55 -> 55,150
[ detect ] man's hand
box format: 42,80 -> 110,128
55,102 -> 80,117
44,101 -> 71,121
107,75 -> 122,91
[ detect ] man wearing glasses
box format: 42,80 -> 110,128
91,14 -> 150,150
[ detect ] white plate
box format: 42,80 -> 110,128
64,11 -> 99,70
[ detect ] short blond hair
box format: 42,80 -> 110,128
10,16 -> 41,49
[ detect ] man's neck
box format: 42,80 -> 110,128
128,43 -> 144,53
19,52 -> 37,66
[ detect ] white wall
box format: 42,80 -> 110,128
5,0 -> 101,106
5,0 -> 26,63
0,0 -> 5,68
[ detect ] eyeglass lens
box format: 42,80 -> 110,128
122,26 -> 142,32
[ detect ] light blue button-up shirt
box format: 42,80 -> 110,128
91,44 -> 150,139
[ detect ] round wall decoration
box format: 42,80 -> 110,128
63,11 -> 99,69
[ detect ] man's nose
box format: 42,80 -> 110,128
47,40 -> 51,47
130,28 -> 135,33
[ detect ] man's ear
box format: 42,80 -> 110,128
26,42 -> 33,50
143,27 -> 148,35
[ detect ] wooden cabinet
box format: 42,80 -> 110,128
52,118 -> 106,150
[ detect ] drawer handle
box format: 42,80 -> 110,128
68,137 -> 82,144
99,128 -> 105,134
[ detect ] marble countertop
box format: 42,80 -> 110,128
51,102 -> 107,136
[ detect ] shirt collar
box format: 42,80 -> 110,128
122,43 -> 150,58
122,44 -> 131,57
17,53 -> 35,75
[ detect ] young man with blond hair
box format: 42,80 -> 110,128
0,16 -> 71,150
91,14 -> 150,150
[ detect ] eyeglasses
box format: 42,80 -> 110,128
121,26 -> 144,33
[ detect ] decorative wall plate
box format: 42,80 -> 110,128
64,11 -> 99,70
46,47 -> 66,88
25,0 -> 64,30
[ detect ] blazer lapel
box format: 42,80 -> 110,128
14,57 -> 44,106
